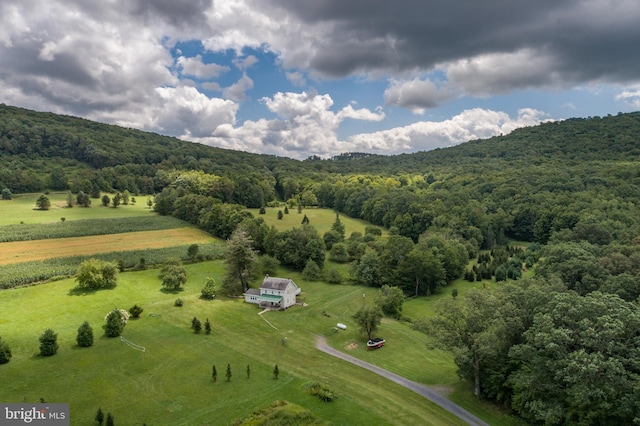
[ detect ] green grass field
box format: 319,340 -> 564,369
0,192 -> 154,226
0,262 -> 518,425
247,207 -> 385,237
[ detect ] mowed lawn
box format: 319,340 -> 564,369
0,263 -> 479,426
0,228 -> 216,265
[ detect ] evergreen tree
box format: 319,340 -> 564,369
111,193 -> 122,208
277,210 -> 283,220
0,336 -> 12,364
106,412 -> 114,426
246,364 -> 250,379
226,363 -> 232,382
284,206 -> 289,214
204,318 -> 211,334
301,214 -> 310,225
39,328 -> 58,356
35,194 -> 51,210
331,213 -> 346,239
273,364 -> 279,380
212,365 -> 217,382
191,317 -> 202,333
104,309 -> 125,337
76,321 -> 94,347
222,230 -> 257,295
95,407 -> 104,425
101,194 -> 110,206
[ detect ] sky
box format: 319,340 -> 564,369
1,1 -> 639,160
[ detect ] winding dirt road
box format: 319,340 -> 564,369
315,336 -> 489,426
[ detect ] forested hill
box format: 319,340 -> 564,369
2,103 -> 640,177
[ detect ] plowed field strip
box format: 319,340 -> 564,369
0,228 -> 216,265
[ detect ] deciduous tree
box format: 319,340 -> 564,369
375,285 -> 405,319
75,259 -> 119,290
352,305 -> 383,340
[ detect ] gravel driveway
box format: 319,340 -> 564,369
315,336 -> 489,426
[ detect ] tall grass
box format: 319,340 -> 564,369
0,216 -> 191,242
0,243 -> 224,289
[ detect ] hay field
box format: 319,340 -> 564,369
0,228 -> 216,265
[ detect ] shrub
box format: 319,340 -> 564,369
325,269 -> 343,284
174,298 -> 183,307
39,328 -> 59,356
0,336 -> 12,364
76,321 -> 94,347
129,304 -> 143,319
1,188 -> 12,200
187,244 -> 199,260
306,382 -> 336,402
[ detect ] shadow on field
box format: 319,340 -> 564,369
67,285 -> 116,296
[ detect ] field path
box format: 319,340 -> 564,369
0,228 -> 215,265
315,336 -> 489,426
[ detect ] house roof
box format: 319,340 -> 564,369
245,288 -> 260,295
260,276 -> 298,291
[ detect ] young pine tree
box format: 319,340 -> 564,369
39,328 -> 58,356
106,412 -> 114,426
212,365 -> 217,382
95,407 -> 104,425
226,363 -> 232,382
191,317 -> 202,333
273,364 -> 279,380
76,321 -> 94,347
204,318 -> 211,335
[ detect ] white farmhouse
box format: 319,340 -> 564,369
244,275 -> 301,310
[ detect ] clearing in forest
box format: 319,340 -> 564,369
0,227 -> 216,265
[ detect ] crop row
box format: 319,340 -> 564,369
0,243 -> 224,289
0,216 -> 190,242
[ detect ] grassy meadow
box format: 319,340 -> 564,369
0,192 -> 154,226
247,207 -> 385,237
0,197 -> 518,425
0,263 -> 516,425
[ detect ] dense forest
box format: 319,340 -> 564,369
2,104 -> 640,424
